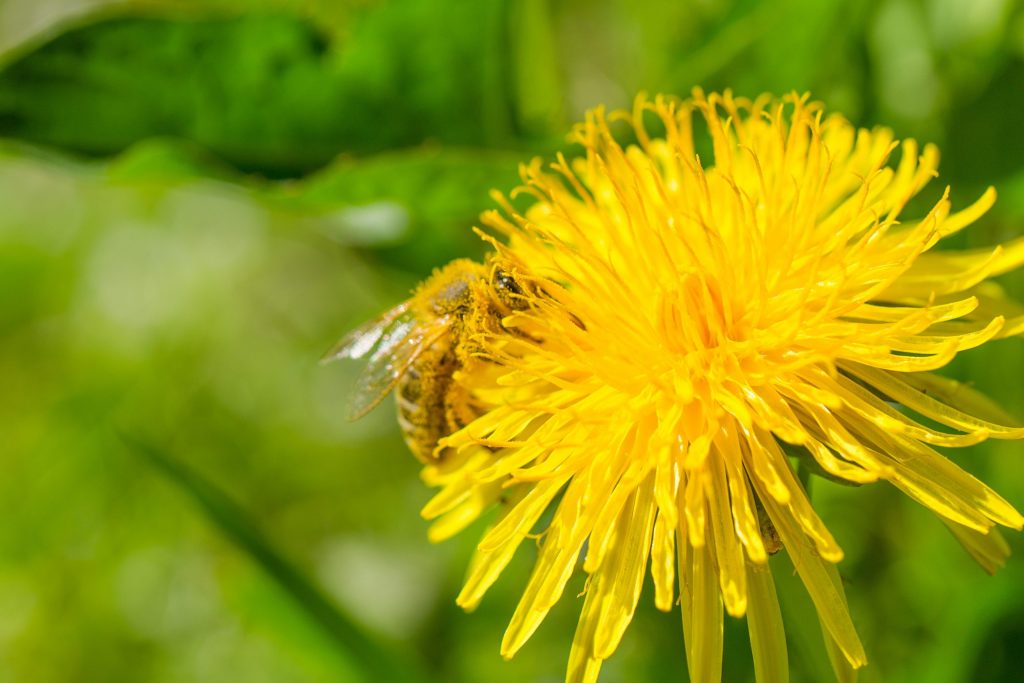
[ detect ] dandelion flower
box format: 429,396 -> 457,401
419,90 -> 1024,682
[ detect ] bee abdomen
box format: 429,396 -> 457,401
396,345 -> 456,462
396,364 -> 421,417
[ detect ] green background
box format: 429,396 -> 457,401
2,0 -> 1024,681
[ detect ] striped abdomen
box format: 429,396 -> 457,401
395,340 -> 460,462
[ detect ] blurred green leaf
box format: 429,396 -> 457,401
508,0 -> 565,137
100,138 -> 530,268
105,138 -> 241,183
944,58 -> 1024,188
0,4 -> 520,176
272,146 -> 526,270
119,432 -> 428,683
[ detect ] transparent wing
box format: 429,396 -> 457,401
347,315 -> 451,420
324,303 -> 450,420
322,302 -> 412,363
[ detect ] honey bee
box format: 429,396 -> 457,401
324,258 -> 531,462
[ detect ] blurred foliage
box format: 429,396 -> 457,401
1,0 -> 1024,682
0,6 -> 520,176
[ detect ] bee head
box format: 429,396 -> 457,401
490,267 -> 531,312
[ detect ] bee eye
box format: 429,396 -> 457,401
493,269 -> 529,310
497,273 -> 523,295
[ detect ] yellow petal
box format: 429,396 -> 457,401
819,562 -> 862,683
680,535 -> 724,683
754,477 -> 866,668
747,559 -> 789,683
707,432 -> 748,616
943,520 -> 1010,575
566,577 -> 604,683
428,480 -> 504,542
459,477 -> 568,610
592,476 -> 658,658
651,509 -> 677,611
839,362 -> 1024,439
500,467 -> 615,657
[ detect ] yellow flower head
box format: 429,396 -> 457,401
420,90 -> 1024,682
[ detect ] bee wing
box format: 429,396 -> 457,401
325,303 -> 450,421
322,302 -> 413,363
348,315 -> 452,420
